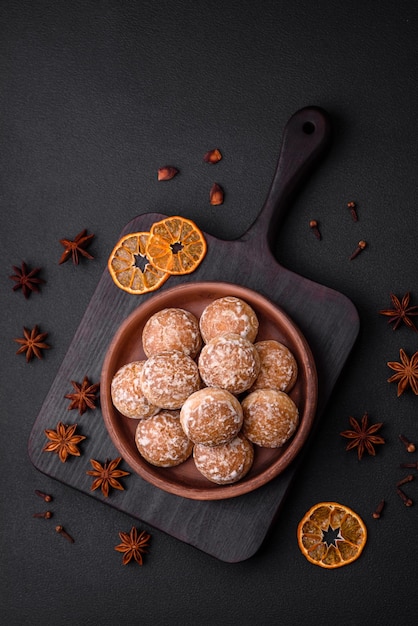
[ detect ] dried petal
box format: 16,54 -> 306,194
203,148 -> 222,164
209,182 -> 224,205
157,166 -> 179,181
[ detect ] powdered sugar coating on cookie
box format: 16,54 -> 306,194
180,387 -> 243,446
135,410 -> 193,467
140,350 -> 202,410
142,307 -> 202,358
199,296 -> 259,343
193,433 -> 254,484
198,333 -> 260,395
111,361 -> 160,419
250,340 -> 298,393
242,388 -> 299,448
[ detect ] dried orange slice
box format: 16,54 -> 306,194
108,232 -> 170,294
145,216 -> 207,275
297,502 -> 367,569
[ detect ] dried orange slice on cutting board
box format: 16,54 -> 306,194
108,232 -> 170,294
297,502 -> 367,569
145,215 -> 207,275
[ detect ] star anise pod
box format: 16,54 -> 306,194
9,261 -> 45,298
340,412 -> 385,460
86,457 -> 130,498
14,325 -> 50,361
115,526 -> 151,565
379,292 -> 418,331
65,376 -> 100,415
387,348 -> 418,396
59,229 -> 95,265
43,422 -> 86,463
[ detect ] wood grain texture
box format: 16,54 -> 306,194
28,108 -> 359,562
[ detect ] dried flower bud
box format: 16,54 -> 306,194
309,220 -> 321,240
203,149 -> 222,164
210,183 -> 224,205
157,166 -> 179,181
347,201 -> 358,222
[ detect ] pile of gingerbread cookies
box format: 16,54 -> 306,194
110,296 -> 299,485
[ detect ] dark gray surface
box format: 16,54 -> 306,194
2,1 -> 418,623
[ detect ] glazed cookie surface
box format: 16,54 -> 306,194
135,410 -> 193,467
180,387 -> 243,446
242,388 -> 299,448
199,296 -> 259,343
193,433 -> 254,484
142,307 -> 202,358
198,333 -> 260,394
111,360 -> 160,419
250,339 -> 298,393
140,350 -> 201,410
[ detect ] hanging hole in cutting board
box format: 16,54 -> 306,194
302,121 -> 316,135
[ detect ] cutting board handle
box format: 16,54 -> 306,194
243,106 -> 331,249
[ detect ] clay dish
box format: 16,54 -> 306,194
101,282 -> 318,500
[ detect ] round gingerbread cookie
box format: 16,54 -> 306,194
140,350 -> 201,410
241,388 -> 299,448
199,296 -> 259,343
198,333 -> 260,395
180,387 -> 243,446
193,433 -> 254,484
250,340 -> 298,393
111,361 -> 160,419
142,307 -> 202,358
135,410 -> 193,467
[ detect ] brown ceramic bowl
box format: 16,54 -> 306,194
101,282 -> 317,500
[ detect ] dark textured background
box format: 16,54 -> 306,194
1,1 -> 418,624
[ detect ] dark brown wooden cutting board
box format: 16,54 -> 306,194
28,107 -> 359,562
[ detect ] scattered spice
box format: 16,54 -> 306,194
33,511 -> 52,519
347,201 -> 358,222
64,376 -> 100,415
115,526 -> 151,565
35,489 -> 52,502
209,182 -> 224,205
55,525 -> 74,543
349,240 -> 367,260
43,422 -> 86,463
372,499 -> 385,519
399,434 -> 416,453
59,229 -> 94,265
340,412 -> 385,460
14,325 -> 50,362
396,487 -> 413,507
379,292 -> 418,331
309,219 -> 321,240
203,148 -> 222,164
400,461 -> 418,469
387,349 -> 418,396
9,262 -> 45,298
157,166 -> 179,181
86,457 -> 130,498
396,474 -> 414,487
